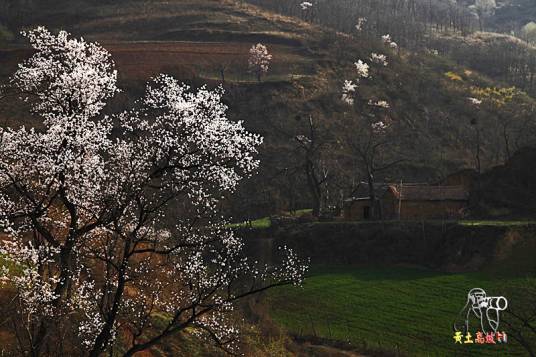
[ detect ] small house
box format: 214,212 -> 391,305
344,182 -> 469,221
343,182 -> 389,221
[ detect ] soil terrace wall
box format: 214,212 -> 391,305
239,222 -> 536,272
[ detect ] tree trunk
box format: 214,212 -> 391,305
89,239 -> 131,357
32,232 -> 78,355
366,171 -> 381,220
306,160 -> 321,217
474,125 -> 482,203
502,122 -> 511,163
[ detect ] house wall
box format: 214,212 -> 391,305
383,199 -> 467,220
345,198 -> 467,221
444,172 -> 475,190
344,200 -> 372,221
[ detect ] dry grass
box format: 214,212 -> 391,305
30,0 -> 317,45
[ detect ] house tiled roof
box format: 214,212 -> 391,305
388,184 -> 469,201
344,182 -> 391,201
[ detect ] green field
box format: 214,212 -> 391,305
231,217 -> 536,230
267,266 -> 535,356
229,209 -> 313,229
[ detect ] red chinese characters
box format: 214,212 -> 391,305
454,331 -> 508,345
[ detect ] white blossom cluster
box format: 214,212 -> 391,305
192,304 -> 240,350
354,59 -> 370,79
370,52 -> 388,66
371,120 -> 389,133
13,27 -> 118,120
0,240 -> 60,316
342,59 -> 391,108
0,27 -> 307,354
468,97 -> 483,105
341,60 -> 370,105
0,266 -> 9,285
382,34 -> 398,49
341,32 -> 397,109
355,17 -> 367,31
368,99 -> 391,109
341,80 -> 358,105
72,279 -> 108,349
274,246 -> 309,286
299,1 -> 313,10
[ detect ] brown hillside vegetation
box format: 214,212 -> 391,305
20,0 -> 317,43
107,42 -> 310,80
1,41 -> 313,81
477,147 -> 536,217
2,0 -> 536,219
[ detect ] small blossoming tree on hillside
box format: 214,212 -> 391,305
299,1 -> 313,11
0,27 -> 307,356
355,17 -> 367,32
299,1 -> 315,22
248,43 -> 272,82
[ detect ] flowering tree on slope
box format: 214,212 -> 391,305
248,43 -> 272,82
339,43 -> 406,220
0,27 -> 307,356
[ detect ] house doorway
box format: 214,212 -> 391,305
363,206 -> 370,220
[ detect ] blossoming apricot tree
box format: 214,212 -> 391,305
248,43 -> 272,82
338,39 -> 406,220
0,27 -> 307,356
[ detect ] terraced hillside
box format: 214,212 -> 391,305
1,1 -> 320,80
61,0 -> 312,42
2,0 -> 536,220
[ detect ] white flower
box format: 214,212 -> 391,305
372,121 -> 389,132
341,80 -> 358,105
382,34 -> 398,50
468,97 -> 482,105
368,99 -> 390,109
299,1 -> 313,10
354,60 -> 370,78
356,17 -> 367,31
372,121 -> 388,133
370,53 -> 388,66
341,93 -> 354,105
342,79 -> 357,93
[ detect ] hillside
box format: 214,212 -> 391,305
2,0 -> 536,221
490,0 -> 536,32
0,1 -> 320,83
430,30 -> 536,96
